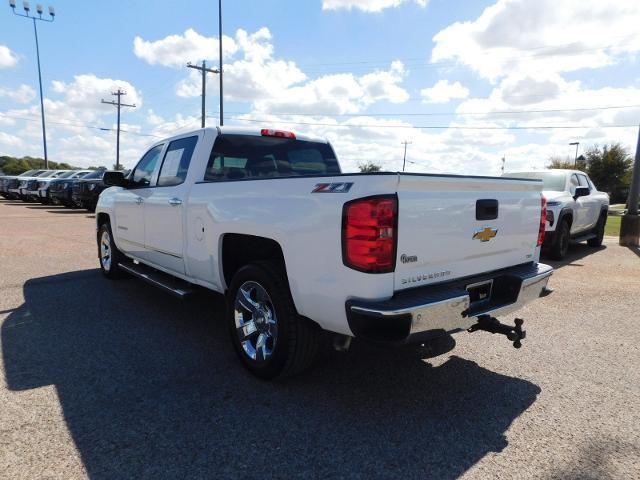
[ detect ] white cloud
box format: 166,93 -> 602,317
51,74 -> 142,112
420,79 -> 469,103
252,61 -> 408,115
322,0 -> 427,13
0,45 -> 18,69
431,0 -> 640,82
133,28 -> 238,68
0,84 -> 36,103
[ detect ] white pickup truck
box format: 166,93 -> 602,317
503,170 -> 609,260
96,127 -> 553,379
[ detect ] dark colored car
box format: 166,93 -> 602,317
72,169 -> 109,212
49,170 -> 94,207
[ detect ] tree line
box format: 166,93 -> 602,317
0,156 -> 101,175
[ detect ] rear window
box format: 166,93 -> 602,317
204,134 -> 340,182
506,171 -> 566,192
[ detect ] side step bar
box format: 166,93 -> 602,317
571,232 -> 596,243
118,262 -> 195,299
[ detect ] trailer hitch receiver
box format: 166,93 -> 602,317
467,315 -> 526,348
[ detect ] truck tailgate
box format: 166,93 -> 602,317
394,174 -> 543,292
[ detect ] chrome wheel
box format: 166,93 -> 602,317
234,281 -> 278,363
100,230 -> 112,272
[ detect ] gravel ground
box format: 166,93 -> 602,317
1,199 -> 639,480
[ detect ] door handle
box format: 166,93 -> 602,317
135,196 -> 143,205
168,198 -> 182,206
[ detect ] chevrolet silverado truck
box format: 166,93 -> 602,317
96,126 -> 553,379
503,169 -> 609,260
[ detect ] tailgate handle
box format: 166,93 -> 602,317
476,199 -> 499,220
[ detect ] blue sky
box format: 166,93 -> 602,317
1,0 -> 639,173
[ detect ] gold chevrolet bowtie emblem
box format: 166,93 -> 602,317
473,227 -> 498,242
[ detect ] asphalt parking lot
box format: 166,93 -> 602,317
1,199 -> 639,480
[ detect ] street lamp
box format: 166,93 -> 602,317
569,142 -> 580,167
9,0 -> 56,169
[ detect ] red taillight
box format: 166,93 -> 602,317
342,195 -> 397,273
538,196 -> 547,246
260,128 -> 296,139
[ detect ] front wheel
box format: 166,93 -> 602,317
227,261 -> 321,379
548,219 -> 570,260
587,214 -> 606,247
98,223 -> 125,279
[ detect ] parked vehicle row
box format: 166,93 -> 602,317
0,168 -> 118,212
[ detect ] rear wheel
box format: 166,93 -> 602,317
588,213 -> 607,247
227,261 -> 321,379
98,222 -> 125,279
549,219 -> 570,260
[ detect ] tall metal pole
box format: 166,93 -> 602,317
619,125 -> 640,247
201,60 -> 206,128
627,126 -> 640,216
10,4 -> 55,168
32,18 -> 48,168
116,94 -> 121,169
401,140 -> 411,172
218,0 -> 224,126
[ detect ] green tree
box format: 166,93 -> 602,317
358,162 -> 382,173
585,143 -> 632,203
547,156 -> 578,170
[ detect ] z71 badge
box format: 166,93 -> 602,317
312,182 -> 354,193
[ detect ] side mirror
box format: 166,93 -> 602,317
103,171 -> 127,187
573,186 -> 590,200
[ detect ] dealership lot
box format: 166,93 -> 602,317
0,199 -> 639,479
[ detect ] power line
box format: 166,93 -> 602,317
0,112 -> 160,137
220,103 -> 640,119
229,116 -> 637,130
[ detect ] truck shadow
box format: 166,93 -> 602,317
3,270 -> 540,479
542,242 -> 605,269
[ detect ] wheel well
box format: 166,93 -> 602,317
97,212 -> 110,228
222,234 -> 286,288
559,210 -> 573,227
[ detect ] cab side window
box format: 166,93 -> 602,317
569,174 -> 580,193
131,145 -> 164,188
157,136 -> 198,187
577,174 -> 590,190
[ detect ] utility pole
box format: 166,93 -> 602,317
9,1 -> 56,169
101,89 -> 136,171
401,140 -> 412,172
218,0 -> 224,126
187,61 -> 219,128
620,125 -> 640,247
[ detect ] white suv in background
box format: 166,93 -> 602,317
504,169 -> 609,260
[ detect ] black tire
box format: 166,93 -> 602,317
549,219 -> 571,260
587,213 -> 607,247
97,222 -> 126,279
227,261 -> 321,379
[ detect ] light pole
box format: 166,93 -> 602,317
9,0 -> 55,169
569,142 -> 579,166
218,0 -> 224,126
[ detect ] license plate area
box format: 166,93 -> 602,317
466,279 -> 493,310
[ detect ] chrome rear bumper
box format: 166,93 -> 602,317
346,263 -> 553,345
